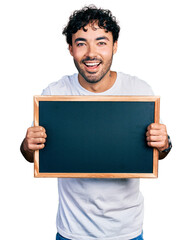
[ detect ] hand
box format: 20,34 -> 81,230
23,126 -> 47,152
146,123 -> 169,152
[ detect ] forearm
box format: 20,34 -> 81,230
20,126 -> 47,162
159,150 -> 170,160
158,135 -> 172,160
20,138 -> 34,163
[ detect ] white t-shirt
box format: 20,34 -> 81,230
42,72 -> 154,240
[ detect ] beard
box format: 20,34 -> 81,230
73,55 -> 114,84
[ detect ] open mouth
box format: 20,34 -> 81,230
83,61 -> 101,70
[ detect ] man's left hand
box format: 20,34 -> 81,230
146,123 -> 169,152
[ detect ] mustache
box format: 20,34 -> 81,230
82,57 -> 102,62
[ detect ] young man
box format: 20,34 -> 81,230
20,6 -> 171,240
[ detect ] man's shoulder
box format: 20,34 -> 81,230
42,73 -> 77,95
118,72 -> 150,85
47,73 -> 77,89
117,72 -> 154,95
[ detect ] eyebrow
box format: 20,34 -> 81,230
96,36 -> 110,41
74,36 -> 110,43
74,38 -> 86,43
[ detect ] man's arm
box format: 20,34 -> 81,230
146,123 -> 172,160
20,126 -> 47,163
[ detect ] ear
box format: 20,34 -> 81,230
113,41 -> 118,55
68,44 -> 73,56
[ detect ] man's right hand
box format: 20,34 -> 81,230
20,126 -> 47,162
24,126 -> 47,151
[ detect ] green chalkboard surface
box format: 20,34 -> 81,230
34,96 -> 160,178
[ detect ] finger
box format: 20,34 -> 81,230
147,123 -> 166,131
147,135 -> 169,151
147,141 -> 165,149
26,126 -> 47,139
27,131 -> 47,139
27,126 -> 46,133
147,123 -> 159,130
25,137 -> 46,151
28,143 -> 45,151
146,129 -> 162,137
29,137 -> 46,144
146,135 -> 166,142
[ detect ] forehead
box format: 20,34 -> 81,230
72,23 -> 113,42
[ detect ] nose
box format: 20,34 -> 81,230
85,43 -> 97,58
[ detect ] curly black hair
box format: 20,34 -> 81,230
62,5 -> 120,45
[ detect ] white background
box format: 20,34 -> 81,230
0,0 -> 191,239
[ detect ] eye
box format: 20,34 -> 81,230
76,42 -> 85,47
98,41 -> 107,46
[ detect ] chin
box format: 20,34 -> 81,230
84,77 -> 102,84
80,72 -> 104,84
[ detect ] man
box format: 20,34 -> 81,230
20,6 -> 171,240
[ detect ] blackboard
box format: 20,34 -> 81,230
34,96 -> 160,178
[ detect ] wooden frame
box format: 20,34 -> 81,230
34,96 -> 160,178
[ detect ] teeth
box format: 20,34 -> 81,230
85,62 -> 100,67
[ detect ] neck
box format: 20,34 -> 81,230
78,71 -> 117,93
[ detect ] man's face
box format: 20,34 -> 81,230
69,23 -> 117,84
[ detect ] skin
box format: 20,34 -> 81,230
20,23 -> 170,162
69,23 -> 118,93
20,126 -> 47,163
146,123 -> 169,159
